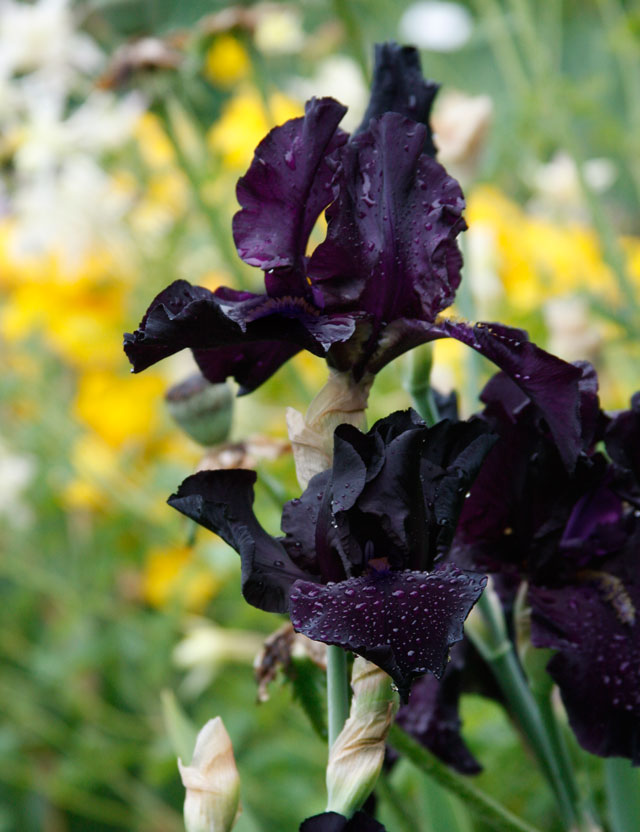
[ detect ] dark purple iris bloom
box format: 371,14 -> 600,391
393,642 -> 481,774
124,44 -> 583,469
300,810 -> 386,831
454,374 -> 640,763
168,409 -> 494,699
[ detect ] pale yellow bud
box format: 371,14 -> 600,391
326,658 -> 398,816
286,370 -> 373,488
178,717 -> 241,832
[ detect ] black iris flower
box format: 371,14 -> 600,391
124,43 -> 583,470
169,410 -> 495,700
453,367 -> 640,763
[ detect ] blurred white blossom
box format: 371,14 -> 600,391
253,6 -> 305,55
288,55 -> 368,133
0,439 -> 36,528
399,2 -> 474,52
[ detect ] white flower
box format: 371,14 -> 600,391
178,718 -> 241,832
253,7 -> 305,55
288,55 -> 368,133
0,438 -> 36,529
399,2 -> 474,52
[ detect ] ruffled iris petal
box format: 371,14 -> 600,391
529,563 -> 640,763
193,340 -> 302,396
124,279 -> 356,391
354,42 -> 439,157
233,97 -> 347,284
290,565 -> 487,701
330,414 -> 496,573
168,470 -> 311,613
309,113 -> 465,329
427,320 -> 583,471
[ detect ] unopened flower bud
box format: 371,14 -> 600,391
286,370 -> 373,487
326,658 -> 398,817
165,374 -> 233,447
178,717 -> 241,832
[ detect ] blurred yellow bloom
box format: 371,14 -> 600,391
466,185 -> 614,309
207,85 -> 302,169
135,112 -> 175,168
204,34 -> 250,87
0,245 -> 128,368
142,545 -> 220,611
74,368 -> 166,448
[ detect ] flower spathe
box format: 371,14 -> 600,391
169,409 -> 493,699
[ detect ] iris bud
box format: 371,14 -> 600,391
165,374 -> 233,447
178,717 -> 241,832
326,658 -> 398,817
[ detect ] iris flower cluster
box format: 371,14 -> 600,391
453,367 -> 640,763
126,40 -> 638,832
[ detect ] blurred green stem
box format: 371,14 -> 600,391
405,345 -> 439,426
375,773 -> 423,832
326,645 -> 350,749
154,97 -> 248,290
604,757 -> 640,832
388,725 -> 542,832
467,587 -> 581,830
332,0 -> 369,82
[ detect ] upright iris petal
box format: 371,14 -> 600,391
308,114 -> 465,330
169,410 -> 494,699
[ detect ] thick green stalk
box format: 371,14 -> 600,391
604,757 -> 640,832
388,724 -> 543,832
326,644 -> 350,750
468,590 -> 580,829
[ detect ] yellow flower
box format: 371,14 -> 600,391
74,368 -> 166,449
207,85 -> 302,169
466,185 -> 615,309
142,545 -> 220,611
135,112 -> 175,168
204,34 -> 250,87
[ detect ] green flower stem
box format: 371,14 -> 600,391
326,645 -> 350,750
404,345 -> 439,427
604,757 -> 640,832
534,692 -> 583,815
375,772 -> 423,832
331,0 -> 370,82
468,590 -> 580,830
388,724 -> 543,832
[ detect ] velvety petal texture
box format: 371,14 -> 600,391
354,42 -> 439,157
300,811 -> 386,832
233,97 -> 347,280
427,320 -> 583,470
529,545 -> 640,763
168,470 -> 310,613
309,114 -> 466,330
168,411 -> 492,696
124,280 -> 356,393
290,565 -> 486,700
